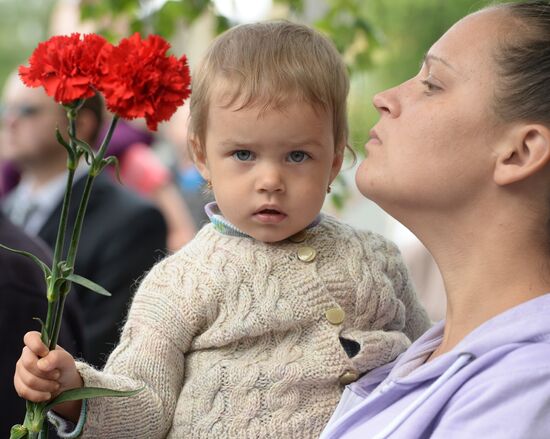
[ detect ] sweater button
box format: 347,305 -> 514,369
339,370 -> 359,385
325,307 -> 345,325
297,246 -> 316,262
289,229 -> 308,243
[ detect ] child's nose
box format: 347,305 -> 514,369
256,164 -> 285,193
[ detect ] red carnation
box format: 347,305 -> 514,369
97,33 -> 191,131
19,33 -> 110,105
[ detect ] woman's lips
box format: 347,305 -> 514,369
366,129 -> 382,147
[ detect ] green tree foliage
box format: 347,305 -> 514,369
0,0 -> 508,207
76,0 -> 506,145
346,0 -> 503,149
0,0 -> 55,90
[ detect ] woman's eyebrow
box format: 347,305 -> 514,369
421,53 -> 457,72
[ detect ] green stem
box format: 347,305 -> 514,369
65,173 -> 94,269
43,115 -> 78,345
48,293 -> 68,351
95,116 -> 119,164
17,110 -> 81,439
49,116 -> 119,349
42,170 -> 74,344
49,173 -> 94,349
15,112 -> 119,438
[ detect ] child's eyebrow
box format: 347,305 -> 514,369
219,139 -> 255,148
219,138 -> 328,149
287,138 -> 328,148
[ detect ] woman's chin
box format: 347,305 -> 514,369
355,166 -> 378,199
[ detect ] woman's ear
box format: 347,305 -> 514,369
494,125 -> 550,186
189,134 -> 210,181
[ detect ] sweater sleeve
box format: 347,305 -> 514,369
384,239 -> 431,342
339,228 -> 431,373
70,253 -> 206,438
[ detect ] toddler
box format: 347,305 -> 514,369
15,21 -> 430,438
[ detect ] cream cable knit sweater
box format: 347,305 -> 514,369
74,215 -> 430,438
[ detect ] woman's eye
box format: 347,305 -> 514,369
421,79 -> 442,94
288,151 -> 309,163
233,150 -> 254,161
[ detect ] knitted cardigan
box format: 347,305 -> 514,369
69,215 -> 430,438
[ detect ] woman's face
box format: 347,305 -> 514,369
356,9 -> 510,220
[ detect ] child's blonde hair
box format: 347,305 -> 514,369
189,20 -> 350,156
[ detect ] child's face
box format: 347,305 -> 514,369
195,98 -> 343,243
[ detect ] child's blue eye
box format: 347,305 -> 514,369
288,151 -> 309,163
233,150 -> 254,161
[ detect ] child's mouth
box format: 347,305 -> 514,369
253,208 -> 287,224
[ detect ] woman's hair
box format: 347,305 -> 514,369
188,20 -> 350,157
491,1 -> 550,125
490,1 -> 550,252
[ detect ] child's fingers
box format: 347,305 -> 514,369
15,358 -> 60,394
20,346 -> 60,380
24,331 -> 49,357
13,366 -> 54,402
37,348 -> 73,374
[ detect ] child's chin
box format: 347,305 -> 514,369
248,229 -> 289,243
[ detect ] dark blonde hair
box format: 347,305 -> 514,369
189,21 -> 350,156
491,1 -> 550,125
489,1 -> 550,250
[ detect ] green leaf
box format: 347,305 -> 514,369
101,156 -> 122,184
32,317 -> 46,333
215,14 -> 231,34
0,243 -> 51,278
55,127 -> 72,150
72,138 -> 96,161
55,128 -> 76,163
66,274 -> 111,296
10,424 -> 28,439
45,386 -> 145,411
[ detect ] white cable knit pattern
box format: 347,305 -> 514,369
75,215 -> 430,438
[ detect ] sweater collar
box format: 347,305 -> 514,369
204,201 -> 321,239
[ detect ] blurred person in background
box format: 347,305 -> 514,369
0,211 -> 83,437
99,117 -> 196,252
0,72 -> 167,369
162,103 -> 211,229
0,161 -> 20,199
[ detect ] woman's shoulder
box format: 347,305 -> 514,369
473,338 -> 550,381
435,341 -> 550,437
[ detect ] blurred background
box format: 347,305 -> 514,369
0,0 -> 505,321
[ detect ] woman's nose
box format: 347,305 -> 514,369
373,85 -> 401,118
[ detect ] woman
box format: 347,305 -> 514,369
321,2 -> 550,438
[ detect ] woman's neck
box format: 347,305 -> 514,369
415,210 -> 550,360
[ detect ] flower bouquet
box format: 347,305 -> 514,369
2,32 -> 191,439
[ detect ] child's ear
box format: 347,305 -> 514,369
189,134 -> 211,181
329,144 -> 345,182
494,125 -> 550,186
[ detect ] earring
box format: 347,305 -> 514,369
207,180 -> 213,190
327,185 -> 332,194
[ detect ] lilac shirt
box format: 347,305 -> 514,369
321,294 -> 550,439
